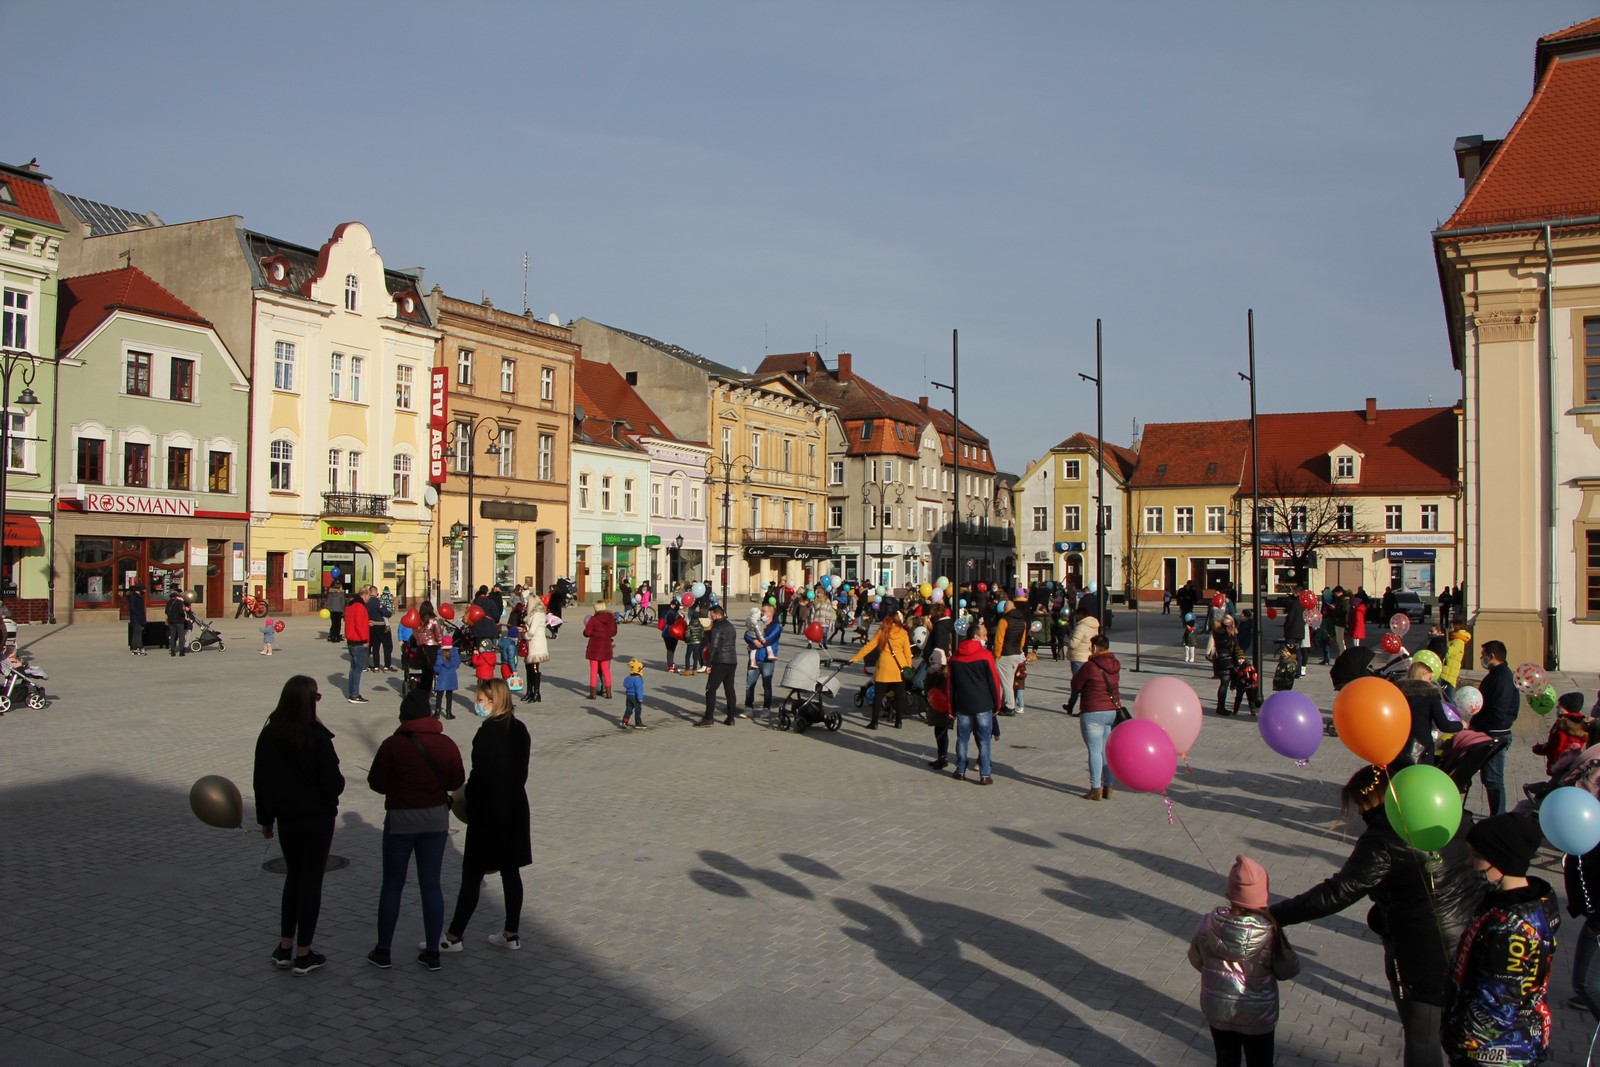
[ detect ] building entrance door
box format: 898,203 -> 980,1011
206,540 -> 226,617
266,552 -> 286,612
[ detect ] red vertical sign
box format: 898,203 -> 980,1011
428,368 -> 449,485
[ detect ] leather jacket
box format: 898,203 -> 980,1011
704,617 -> 739,665
1187,907 -> 1300,1035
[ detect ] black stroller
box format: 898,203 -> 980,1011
774,649 -> 844,734
187,618 -> 226,653
0,649 -> 47,712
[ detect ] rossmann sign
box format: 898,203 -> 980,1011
429,367 -> 449,485
82,492 -> 197,517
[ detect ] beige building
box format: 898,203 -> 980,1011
1015,432 -> 1136,592
1127,421 -> 1249,602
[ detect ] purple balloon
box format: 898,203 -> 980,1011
1257,691 -> 1323,761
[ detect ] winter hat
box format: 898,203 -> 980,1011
1467,813 -> 1544,877
1559,692 -> 1586,718
1226,854 -> 1269,910
399,687 -> 432,721
441,634 -> 454,648
628,659 -> 644,675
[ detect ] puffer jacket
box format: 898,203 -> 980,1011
583,610 -> 617,661
1393,677 -> 1460,768
1272,804 -> 1484,1005
851,619 -> 913,684
1069,651 -> 1122,713
1067,615 -> 1100,665
1187,907 -> 1300,1035
1443,879 -> 1559,1066
993,605 -> 1029,657
947,637 -> 1003,716
704,616 -> 739,665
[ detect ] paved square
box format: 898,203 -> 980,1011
0,614 -> 1591,1065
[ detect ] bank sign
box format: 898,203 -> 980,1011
82,491 -> 196,517
428,368 -> 449,486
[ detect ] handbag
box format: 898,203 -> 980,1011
1097,659 -> 1131,724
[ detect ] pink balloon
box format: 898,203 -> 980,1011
1105,719 -> 1178,793
1132,677 -> 1203,756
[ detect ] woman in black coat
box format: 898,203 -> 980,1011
253,675 -> 345,975
1271,764 -> 1483,1067
1392,660 -> 1458,769
437,678 -> 532,952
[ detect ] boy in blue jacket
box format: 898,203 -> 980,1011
621,659 -> 646,730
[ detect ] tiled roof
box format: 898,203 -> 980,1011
573,358 -> 671,451
1443,48 -> 1600,228
1050,431 -> 1138,481
243,229 -> 432,327
57,267 -> 212,354
51,189 -> 162,237
1540,15 -> 1600,43
1130,420 -> 1250,489
0,162 -> 63,230
1242,405 -> 1456,496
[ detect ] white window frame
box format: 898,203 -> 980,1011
1290,505 -> 1308,532
1174,506 -> 1195,534
829,460 -> 844,486
453,419 -> 472,473
349,356 -> 364,403
1384,504 -> 1403,532
1064,505 -> 1080,532
751,432 -> 762,469
1,287 -> 30,351
457,348 -> 473,386
500,358 -> 515,394
330,352 -> 343,399
690,484 -> 702,520
5,409 -> 34,473
269,440 -> 294,491
1032,507 -> 1048,531
651,479 -> 663,517
537,433 -> 554,481
344,274 -> 359,312
1143,506 -> 1163,534
1336,504 -> 1355,532
273,340 -> 296,392
496,428 -> 514,478
1064,458 -> 1080,481
393,454 -> 414,501
396,364 -> 415,410
600,475 -> 613,512
1420,504 -> 1440,532
540,366 -> 555,401
623,477 -> 634,514
577,472 -> 590,510
1205,505 -> 1226,534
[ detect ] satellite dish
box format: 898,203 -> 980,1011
423,485 -> 439,508
574,404 -> 587,422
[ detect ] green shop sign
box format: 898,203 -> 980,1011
601,533 -> 642,547
644,535 -> 662,546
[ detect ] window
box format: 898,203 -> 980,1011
329,352 -> 344,399
881,506 -> 892,529
540,366 -> 555,401
1064,459 -> 1081,480
1290,505 -> 1308,532
208,450 -> 231,492
77,438 -> 106,483
328,448 -> 342,492
1588,530 -> 1600,614
829,460 -> 844,486
808,443 -> 816,476
1064,505 -> 1081,532
600,476 -> 613,512
651,480 -> 663,516
393,454 -> 413,501
577,472 -> 590,509
167,446 -> 191,490
1103,506 -> 1113,533
495,429 -> 514,477
782,438 -> 792,473
623,477 -> 634,513
1420,504 -> 1440,531
1385,504 -> 1403,532
1143,506 -> 1163,534
6,411 -> 28,471
671,480 -> 682,518
537,434 -> 553,481
500,358 -> 515,393
347,451 -> 361,493
453,419 -> 471,473
1336,504 -> 1355,532
883,459 -> 895,483
1205,506 -> 1226,534
783,500 -> 794,528
273,341 -> 295,391
124,442 -> 149,487
868,460 -> 878,483
807,502 -> 816,530
1585,318 -> 1600,404
2,289 -> 29,350
268,441 -> 292,491
396,365 -> 415,410
860,420 -> 873,441
1031,507 -> 1048,531
751,433 -> 762,468
344,274 -> 359,311
170,358 -> 194,402
1335,454 -> 1355,479
721,427 -> 731,461
457,348 -> 474,386
1174,507 -> 1194,534
690,485 -> 701,520
349,356 -> 363,402
751,496 -> 764,529
125,351 -> 151,396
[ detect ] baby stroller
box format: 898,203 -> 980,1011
774,649 -> 844,734
0,649 -> 47,712
187,618 -> 226,653
1324,645 -> 1413,736
1437,728 -> 1511,815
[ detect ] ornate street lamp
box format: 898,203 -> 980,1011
0,347 -> 40,607
441,414 -> 506,596
704,454 -> 754,605
862,479 -> 905,590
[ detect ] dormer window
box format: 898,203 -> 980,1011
1329,446 -> 1363,484
262,256 -> 291,286
0,181 -> 14,206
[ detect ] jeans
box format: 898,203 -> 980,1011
685,641 -> 703,671
347,643 -> 368,698
1208,1027 -> 1274,1067
624,694 -> 642,724
1481,729 -> 1511,815
448,861 -> 524,941
704,663 -> 737,721
498,637 -> 517,672
1573,920 -> 1600,1021
955,711 -> 993,777
376,828 -> 447,953
277,815 -> 335,947
369,627 -> 393,669
1388,976 -> 1446,1067
996,653 -> 1024,711
744,659 -> 775,709
1080,710 -> 1118,789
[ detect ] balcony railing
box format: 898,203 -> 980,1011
322,491 -> 391,518
741,528 -> 828,546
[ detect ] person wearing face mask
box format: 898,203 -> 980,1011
1468,640 -> 1520,816
429,679 -> 531,956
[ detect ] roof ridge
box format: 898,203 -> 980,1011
1444,48 -> 1573,228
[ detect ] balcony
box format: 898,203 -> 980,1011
741,528 -> 828,547
322,491 -> 391,519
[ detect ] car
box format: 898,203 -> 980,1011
1390,590 -> 1428,623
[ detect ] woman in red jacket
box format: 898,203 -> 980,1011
583,600 -> 618,699
948,616 -> 1004,784
1065,634 -> 1122,800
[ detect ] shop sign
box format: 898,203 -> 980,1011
601,533 -> 642,547
744,546 -> 832,561
494,530 -> 517,547
644,535 -> 662,546
428,368 -> 449,485
1386,548 -> 1438,560
1055,541 -> 1087,552
1385,533 -> 1451,547
81,491 -> 196,517
321,521 -> 374,543
250,559 -> 267,577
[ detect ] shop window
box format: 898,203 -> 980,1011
125,442 -> 150,487
126,351 -> 151,396
78,438 -> 106,483
170,358 -> 194,402
167,447 -> 192,491
208,450 -> 232,493
73,537 -> 114,606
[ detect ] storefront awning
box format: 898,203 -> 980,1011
3,515 -> 42,548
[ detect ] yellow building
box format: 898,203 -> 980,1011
1016,432 -> 1136,591
1126,421 -> 1250,602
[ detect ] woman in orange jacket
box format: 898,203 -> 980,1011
850,609 -> 913,730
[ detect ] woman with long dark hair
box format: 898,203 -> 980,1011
253,675 -> 345,976
411,600 -> 444,693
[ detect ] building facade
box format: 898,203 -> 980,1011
570,359 -> 652,603
1015,433 -> 1135,592
1127,420 -> 1250,601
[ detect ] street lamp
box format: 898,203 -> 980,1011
670,533 -> 684,586
704,454 -> 754,605
1239,309 -> 1263,681
1078,319 -> 1105,628
932,329 -> 959,598
441,414 -> 506,597
966,494 -> 993,583
862,479 -> 905,590
0,347 -> 40,605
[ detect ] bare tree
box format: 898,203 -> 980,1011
1123,490 -> 1160,670
1246,461 -> 1370,590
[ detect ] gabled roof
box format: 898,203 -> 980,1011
585,319 -> 743,379
50,189 -> 163,237
1050,431 -> 1138,482
1243,405 -> 1456,496
0,161 -> 63,231
57,267 -> 213,354
1539,15 -> 1600,45
1130,420 -> 1249,489
573,358 -> 670,452
243,229 -> 432,327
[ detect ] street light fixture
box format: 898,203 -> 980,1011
932,328 -> 959,605
862,479 -> 905,590
0,347 -> 40,606
1239,309 -> 1262,681
670,533 -> 684,586
440,414 -> 506,597
966,494 -> 993,583
704,454 -> 754,605
1078,319 -> 1105,628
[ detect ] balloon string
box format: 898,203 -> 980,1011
1163,792 -> 1175,826
1294,758 -> 1310,768
1182,754 -> 1192,776
1167,795 -> 1220,875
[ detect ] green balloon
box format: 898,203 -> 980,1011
1383,764 -> 1462,852
1529,684 -> 1558,715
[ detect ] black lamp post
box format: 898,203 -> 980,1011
704,454 -> 753,605
932,329 -> 958,603
862,479 -> 905,590
967,494 -> 994,583
0,347 -> 40,606
1078,319 -> 1105,627
441,414 -> 506,597
1240,309 -> 1262,681
670,533 -> 684,585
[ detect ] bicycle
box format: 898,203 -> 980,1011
238,592 -> 268,618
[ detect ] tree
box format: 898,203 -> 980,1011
1245,462 -> 1371,592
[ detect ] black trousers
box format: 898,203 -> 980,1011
1209,1027 -> 1273,1067
872,681 -> 906,726
704,663 -> 737,721
128,621 -> 142,652
368,627 -> 393,669
932,725 -> 949,760
327,610 -> 342,642
277,815 -> 335,947
448,861 -> 524,939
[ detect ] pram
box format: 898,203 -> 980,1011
1437,728 -> 1511,814
1324,645 -> 1413,736
0,649 -> 47,712
774,649 -> 844,734
187,618 -> 226,653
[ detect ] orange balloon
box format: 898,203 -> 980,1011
1332,677 -> 1410,766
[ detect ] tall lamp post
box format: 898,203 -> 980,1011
966,495 -> 993,583
1078,319 -> 1105,627
862,480 -> 905,590
704,454 -> 754,606
932,328 -> 959,608
441,414 -> 506,598
0,347 -> 40,606
1239,309 -> 1263,681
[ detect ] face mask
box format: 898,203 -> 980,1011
473,703 -> 491,718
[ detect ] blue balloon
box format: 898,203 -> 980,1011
330,566 -> 341,579
691,582 -> 706,599
1183,612 -> 1195,623
821,575 -> 834,591
958,599 -> 967,608
1539,786 -> 1600,855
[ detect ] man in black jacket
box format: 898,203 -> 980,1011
696,604 -> 739,727
1281,589 -> 1306,677
1470,639 -> 1519,816
165,594 -> 190,657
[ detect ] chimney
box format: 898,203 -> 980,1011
836,353 -> 852,381
1365,397 -> 1377,425
1454,135 -> 1501,193
918,396 -> 929,412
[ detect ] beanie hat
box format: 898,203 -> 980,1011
1467,813 -> 1544,877
1226,854 -> 1269,910
441,634 -> 453,648
399,687 -> 433,721
628,659 -> 644,675
1559,692 -> 1586,717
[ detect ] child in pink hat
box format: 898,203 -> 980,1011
1187,855 -> 1300,1067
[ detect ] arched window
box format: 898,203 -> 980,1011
269,440 -> 294,490
344,274 -> 359,311
393,454 -> 413,501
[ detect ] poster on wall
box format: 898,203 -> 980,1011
250,559 -> 267,578
292,550 -> 308,572
189,547 -> 207,566
232,544 -> 245,582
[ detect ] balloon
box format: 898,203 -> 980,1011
767,597 -> 777,606
438,602 -> 456,621
911,626 -> 929,647
1515,663 -> 1545,694
806,590 -> 815,600
1381,633 -> 1403,654
1132,677 -> 1203,756
1454,686 -> 1484,717
1211,594 -> 1226,608
273,620 -> 285,633
1384,764 -> 1463,852
1541,786 -> 1600,855
465,604 -> 486,624
1258,691 -> 1323,761
977,583 -> 988,593
1306,610 -> 1323,628
805,622 -> 824,643
319,608 -> 331,620
1266,607 -> 1277,620
1411,650 -> 1443,676
958,599 -> 967,608
1298,590 -> 1317,610
1183,612 -> 1195,624
1332,677 -> 1410,765
189,775 -> 243,830
1029,620 -> 1044,634
401,608 -> 421,629
1104,719 -> 1178,793
330,566 -> 341,579
1529,684 -> 1558,715
681,593 -> 695,607
668,620 -> 688,641
935,576 -> 949,590
691,582 -> 707,598
931,588 -> 945,603
1017,587 -> 1026,598
920,583 -> 933,598
1390,613 -> 1412,637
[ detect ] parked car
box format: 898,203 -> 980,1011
1390,590 -> 1428,623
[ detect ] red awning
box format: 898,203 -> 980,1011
3,515 -> 42,548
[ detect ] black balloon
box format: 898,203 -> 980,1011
190,775 -> 243,829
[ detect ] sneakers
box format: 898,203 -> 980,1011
487,933 -> 521,950
271,945 -> 292,970
736,712 -> 750,719
667,665 -> 679,673
418,950 -> 441,972
347,694 -> 369,704
633,723 -> 648,730
366,948 -> 392,969
419,937 -> 464,953
291,951 -> 326,976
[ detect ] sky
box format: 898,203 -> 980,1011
9,2 -> 1594,473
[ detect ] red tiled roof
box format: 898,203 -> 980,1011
1443,49 -> 1600,228
1242,405 -> 1456,496
1051,432 -> 1138,481
573,357 -> 672,450
0,164 -> 62,229
1130,420 -> 1249,489
57,267 -> 212,354
1540,15 -> 1600,43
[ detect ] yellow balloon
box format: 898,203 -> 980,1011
319,608 -> 331,620
189,775 -> 243,829
919,583 -> 933,598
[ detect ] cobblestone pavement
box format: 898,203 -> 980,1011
1,613 -> 1593,1065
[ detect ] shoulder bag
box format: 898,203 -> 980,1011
1096,660 -> 1132,724
408,733 -> 463,824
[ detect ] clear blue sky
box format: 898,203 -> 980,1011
11,2 -> 1593,471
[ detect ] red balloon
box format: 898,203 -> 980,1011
273,619 -> 285,633
1381,632 -> 1403,654
1266,607 -> 1278,620
680,593 -> 695,607
668,619 -> 688,640
977,582 -> 988,593
805,622 -> 825,643
465,604 -> 486,624
437,602 -> 456,621
1298,590 -> 1317,610
401,609 -> 421,629
1211,594 -> 1226,608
